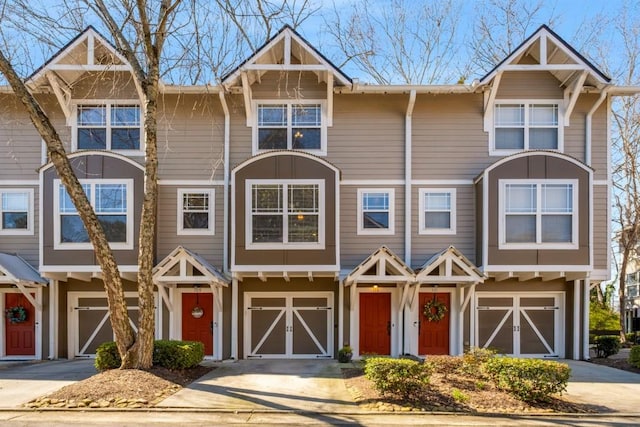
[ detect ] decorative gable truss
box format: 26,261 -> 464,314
481,25 -> 611,132
26,26 -> 134,122
222,25 -> 351,127
344,246 -> 415,311
0,252 -> 48,310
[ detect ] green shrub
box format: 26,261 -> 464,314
153,340 -> 204,369
629,346 -> 640,368
594,335 -> 621,358
484,358 -> 571,402
461,347 -> 496,377
451,388 -> 469,403
95,341 -> 121,371
95,340 -> 204,371
364,357 -> 432,400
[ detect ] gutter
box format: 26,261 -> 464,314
404,90 -> 416,267
337,83 -> 476,95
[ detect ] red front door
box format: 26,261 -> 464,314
418,292 -> 450,355
5,293 -> 35,356
182,293 -> 213,355
359,292 -> 391,355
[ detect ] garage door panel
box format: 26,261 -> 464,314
251,310 -> 286,355
477,309 -> 513,354
292,309 -> 327,355
520,308 -> 555,355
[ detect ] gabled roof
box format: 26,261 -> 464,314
153,246 -> 229,286
344,246 -> 414,286
27,26 -> 132,88
480,25 -> 610,88
415,246 -> 484,285
0,253 -> 47,285
222,25 -> 351,87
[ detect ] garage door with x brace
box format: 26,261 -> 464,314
244,292 -> 333,359
475,292 -> 564,358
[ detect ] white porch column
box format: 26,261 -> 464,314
48,280 -> 57,359
573,280 -> 580,360
338,280 -> 344,350
583,279 -> 591,359
231,278 -> 238,360
458,286 -> 464,355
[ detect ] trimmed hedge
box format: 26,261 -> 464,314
484,358 -> 571,402
364,357 -> 432,400
594,335 -> 621,358
629,345 -> 640,368
95,340 -> 204,371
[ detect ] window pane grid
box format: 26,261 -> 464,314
362,193 -> 389,211
494,103 -> 559,150
183,193 -> 209,211
77,104 -> 140,150
257,103 -> 322,151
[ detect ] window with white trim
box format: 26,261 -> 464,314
54,179 -> 133,249
254,101 -> 325,154
357,189 -> 394,235
493,102 -> 561,153
246,180 -> 324,249
499,180 -> 577,249
75,104 -> 141,151
178,189 -> 214,235
0,189 -> 33,235
419,189 -> 456,235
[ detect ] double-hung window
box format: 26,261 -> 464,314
357,189 -> 394,235
419,189 -> 456,235
76,104 -> 141,151
54,179 -> 133,249
0,189 -> 33,235
255,101 -> 325,154
178,189 -> 214,235
499,180 -> 577,249
493,102 -> 561,153
246,180 -> 324,249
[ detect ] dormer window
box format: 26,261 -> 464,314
254,101 -> 326,155
75,103 -> 141,151
491,101 -> 563,155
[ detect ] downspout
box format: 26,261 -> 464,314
585,88 -> 608,166
219,91 -> 230,272
403,90 -> 416,356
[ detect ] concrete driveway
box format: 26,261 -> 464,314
0,359 -> 96,408
158,359 -> 359,413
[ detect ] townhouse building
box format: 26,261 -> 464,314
0,25 -> 630,361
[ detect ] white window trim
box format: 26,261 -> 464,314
177,188 -> 215,236
71,100 -> 143,155
53,179 -> 134,250
418,188 -> 456,235
498,179 -> 579,250
245,179 -> 325,250
252,100 -> 327,156
489,100 -> 564,156
0,188 -> 34,235
357,188 -> 395,236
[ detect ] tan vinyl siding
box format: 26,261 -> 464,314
71,72 -> 138,99
411,185 -> 476,269
156,184 -> 224,266
593,184 -> 609,271
157,94 -> 225,181
412,94 -> 488,180
329,95 -> 405,180
0,186 -> 39,267
251,71 -> 327,100
340,185 -> 404,270
588,101 -> 608,181
496,71 -> 563,99
229,94 -> 253,168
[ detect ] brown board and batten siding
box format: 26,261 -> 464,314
233,153 -> 337,267
411,185 -> 477,269
412,93 -> 488,180
339,185 -> 405,271
485,154 -> 590,267
329,94 -> 405,180
157,94 -> 226,181
156,184 -> 224,265
41,153 -> 144,266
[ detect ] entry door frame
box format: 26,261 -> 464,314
411,288 -> 457,356
351,287 -> 400,359
67,291 -> 159,358
175,287 -> 222,360
0,288 -> 42,360
243,291 -> 334,359
474,291 -> 565,358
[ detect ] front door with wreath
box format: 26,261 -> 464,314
4,293 -> 35,356
418,292 -> 450,355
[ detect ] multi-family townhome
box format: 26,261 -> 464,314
0,24 -> 632,361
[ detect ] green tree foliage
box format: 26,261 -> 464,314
590,301 -> 620,330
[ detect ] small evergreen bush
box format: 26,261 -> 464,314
629,345 -> 640,368
484,358 -> 570,402
461,347 -> 496,377
364,357 -> 432,399
594,335 -> 621,358
94,340 -> 205,371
